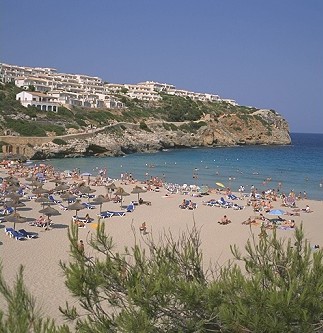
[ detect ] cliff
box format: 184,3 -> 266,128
30,109 -> 290,159
0,84 -> 291,159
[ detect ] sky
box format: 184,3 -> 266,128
1,0 -> 322,134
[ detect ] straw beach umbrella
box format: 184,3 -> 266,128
5,176 -> 19,185
54,183 -> 70,192
67,200 -> 85,217
115,187 -> 130,207
6,184 -> 20,193
25,175 -> 38,182
32,186 -> 50,195
105,182 -> 117,199
35,196 -> 52,209
131,185 -> 147,202
92,195 -> 110,214
78,185 -> 95,194
4,213 -> 27,230
29,180 -> 44,188
5,192 -> 23,201
39,206 -> 61,230
60,193 -> 77,203
4,200 -> 26,212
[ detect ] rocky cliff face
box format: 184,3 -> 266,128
31,109 -> 290,159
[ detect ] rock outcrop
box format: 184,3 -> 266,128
30,109 -> 291,159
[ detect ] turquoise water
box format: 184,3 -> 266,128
46,133 -> 323,200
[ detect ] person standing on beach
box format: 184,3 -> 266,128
78,240 -> 85,254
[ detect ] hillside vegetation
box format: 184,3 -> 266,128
0,83 -> 277,137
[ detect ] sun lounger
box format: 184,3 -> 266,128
0,206 -> 14,215
82,202 -> 95,209
6,228 -> 27,240
233,203 -> 244,210
58,203 -> 68,210
126,203 -> 135,212
228,194 -> 238,200
80,193 -> 95,199
4,227 -> 15,235
98,211 -> 114,219
218,197 -> 233,208
72,215 -> 93,223
18,229 -> 38,239
202,200 -> 218,207
48,195 -> 62,204
106,210 -> 126,217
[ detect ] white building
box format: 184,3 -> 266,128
16,91 -> 59,112
3,62 -> 231,108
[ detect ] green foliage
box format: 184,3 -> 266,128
253,114 -> 269,127
139,121 -> 152,132
57,107 -> 74,118
237,113 -> 250,123
4,117 -> 46,136
1,224 -> 323,332
0,264 -> 70,333
60,223 -> 219,332
52,138 -> 67,145
218,226 -> 323,332
178,121 -> 207,133
0,82 -> 281,140
41,123 -> 65,135
3,117 -> 66,136
162,123 -> 178,131
159,94 -> 204,122
24,106 -> 38,118
75,118 -> 87,127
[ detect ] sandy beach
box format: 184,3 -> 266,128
0,164 -> 322,325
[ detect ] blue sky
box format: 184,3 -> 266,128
1,0 -> 322,133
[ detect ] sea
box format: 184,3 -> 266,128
46,133 -> 323,201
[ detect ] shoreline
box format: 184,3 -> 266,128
0,163 -> 322,324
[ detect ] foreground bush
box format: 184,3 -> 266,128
1,224 -> 323,332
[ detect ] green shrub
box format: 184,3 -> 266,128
52,138 -> 67,145
41,124 -> 65,136
4,118 -> 46,136
139,121 -> 152,132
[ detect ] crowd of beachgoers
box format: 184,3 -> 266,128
0,158 -> 321,323
0,159 -> 318,236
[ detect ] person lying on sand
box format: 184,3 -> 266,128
281,219 -> 296,228
139,222 -> 148,234
139,197 -> 151,206
218,215 -> 231,225
302,205 -> 313,213
74,219 -> 86,228
179,199 -> 188,209
242,217 -> 257,225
